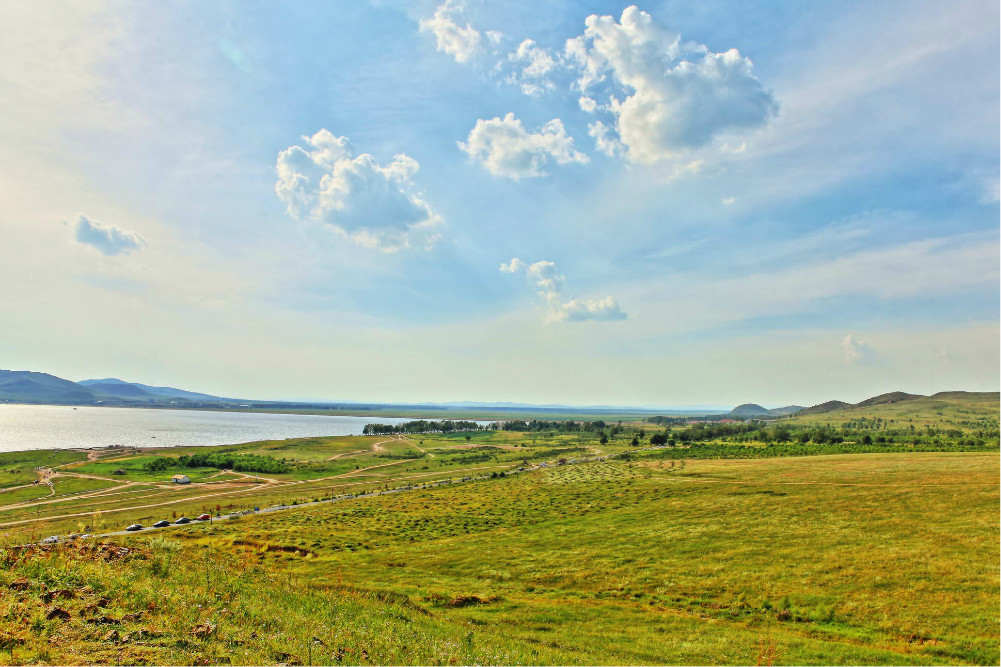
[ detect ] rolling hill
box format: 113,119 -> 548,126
788,391 -> 1000,428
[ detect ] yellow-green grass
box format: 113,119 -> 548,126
0,458 -> 519,540
1,452 -> 995,665
1,415 -> 994,544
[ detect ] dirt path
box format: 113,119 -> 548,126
326,450 -> 365,461
0,455 -> 521,530
370,437 -> 396,453
0,479 -> 276,528
400,437 -> 433,458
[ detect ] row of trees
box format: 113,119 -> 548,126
142,453 -> 290,474
493,419 -> 622,433
363,420 -> 486,435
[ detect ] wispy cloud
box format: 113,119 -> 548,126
624,233 -> 1000,336
841,333 -> 875,364
72,215 -> 145,256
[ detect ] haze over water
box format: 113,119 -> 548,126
0,404 -> 413,452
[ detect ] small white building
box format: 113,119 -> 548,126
171,474 -> 191,485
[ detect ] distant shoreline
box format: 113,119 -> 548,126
0,399 -> 717,421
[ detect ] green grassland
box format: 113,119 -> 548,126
0,452 -> 996,665
0,450 -> 86,489
0,397 -> 997,665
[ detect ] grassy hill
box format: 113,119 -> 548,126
853,391 -> 924,408
787,391 -> 999,430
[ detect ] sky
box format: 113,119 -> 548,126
1,0 -> 998,409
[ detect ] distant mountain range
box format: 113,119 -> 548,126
1,369 -> 993,420
78,378 -> 239,403
727,390 -> 990,418
0,369 -> 714,414
0,370 -> 238,406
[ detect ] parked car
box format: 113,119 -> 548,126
41,535 -> 59,544
195,513 -> 211,521
125,524 -> 143,532
174,517 -> 192,524
152,520 -> 170,528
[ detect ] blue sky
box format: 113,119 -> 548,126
0,0 -> 997,407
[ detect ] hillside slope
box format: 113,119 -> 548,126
788,391 -> 1000,429
770,405 -> 805,415
854,391 -> 924,408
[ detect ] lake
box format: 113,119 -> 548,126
0,404 -> 417,452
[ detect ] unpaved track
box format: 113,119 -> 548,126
0,456 -> 519,529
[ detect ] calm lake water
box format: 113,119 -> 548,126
0,404 -> 415,452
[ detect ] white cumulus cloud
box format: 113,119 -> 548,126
499,257 -> 525,273
565,5 -> 777,163
419,0 -> 483,64
72,215 -> 145,256
275,129 -> 443,252
502,257 -> 626,323
459,113 -> 589,179
508,39 -> 558,96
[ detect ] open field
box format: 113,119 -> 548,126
0,403 -> 996,541
0,451 -> 996,665
0,395 -> 997,665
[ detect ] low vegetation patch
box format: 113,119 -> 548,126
143,453 -> 290,474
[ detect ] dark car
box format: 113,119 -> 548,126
125,524 -> 143,532
195,513 -> 211,521
152,520 -> 170,528
174,517 -> 192,524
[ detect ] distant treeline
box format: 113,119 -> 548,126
623,440 -> 999,461
491,420 -> 619,432
647,415 -> 713,425
363,420 -> 486,435
364,419 -> 630,435
143,453 -> 290,474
